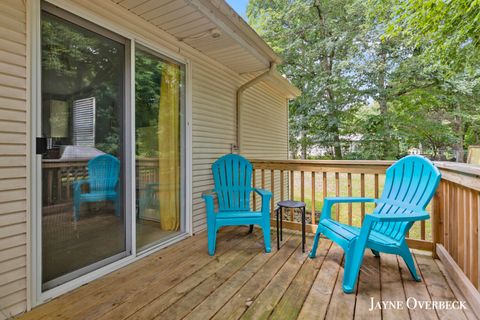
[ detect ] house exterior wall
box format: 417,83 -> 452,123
0,0 -> 29,318
0,0 -> 290,317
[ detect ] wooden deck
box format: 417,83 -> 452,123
19,227 -> 476,320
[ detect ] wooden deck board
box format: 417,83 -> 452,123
297,243 -> 344,319
380,252 -> 410,320
18,228 -> 474,320
211,236 -> 301,320
415,253 -> 470,320
113,229 -> 268,320
182,234 -> 292,320
238,238 -> 307,320
354,251 -> 382,320
398,255 -> 438,320
269,240 -> 331,320
324,256 -> 356,320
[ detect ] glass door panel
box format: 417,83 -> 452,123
40,9 -> 129,290
135,47 -> 185,251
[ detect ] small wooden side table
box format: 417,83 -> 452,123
275,200 -> 306,252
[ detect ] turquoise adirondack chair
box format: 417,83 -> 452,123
202,154 -> 272,256
73,154 -> 120,221
309,155 -> 441,293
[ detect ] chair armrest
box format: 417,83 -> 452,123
202,190 -> 217,217
366,211 -> 430,222
320,197 -> 377,221
201,189 -> 217,199
73,180 -> 89,193
324,197 -> 376,204
253,188 -> 271,217
253,188 -> 272,197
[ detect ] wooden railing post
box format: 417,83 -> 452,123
432,190 -> 441,259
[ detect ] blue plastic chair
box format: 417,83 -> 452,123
202,154 -> 272,256
309,155 -> 441,293
73,154 -> 120,221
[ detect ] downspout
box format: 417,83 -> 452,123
233,62 -> 277,153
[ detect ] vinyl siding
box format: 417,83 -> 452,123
0,0 -> 291,316
0,0 -> 28,319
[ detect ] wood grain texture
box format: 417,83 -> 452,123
19,228 -> 473,320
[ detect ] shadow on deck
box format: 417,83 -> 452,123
18,227 -> 475,320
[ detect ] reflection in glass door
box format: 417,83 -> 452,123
135,47 -> 185,251
40,7 -> 129,290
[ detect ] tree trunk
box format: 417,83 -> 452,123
331,122 -> 342,159
452,111 -> 465,162
377,47 -> 390,159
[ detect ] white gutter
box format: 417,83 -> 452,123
233,62 -> 277,153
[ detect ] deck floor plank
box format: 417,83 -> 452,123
398,255 -> 439,320
18,229 -> 474,320
297,243 -> 344,320
415,253 -> 469,320
123,229 -> 267,320
19,230 -> 212,320
65,228 -> 254,320
324,254 -> 357,320
269,240 -> 331,320
153,247 -> 259,320
211,236 -> 301,320
380,252 -> 410,320
97,229 -> 263,320
239,239 -> 308,320
182,233 -> 292,320
435,259 -> 478,320
354,251 -> 382,320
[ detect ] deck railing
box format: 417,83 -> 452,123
41,158 -> 159,210
431,162 -> 480,313
250,159 -> 434,250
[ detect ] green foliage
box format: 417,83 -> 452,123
41,11 -> 124,155
248,0 -> 480,161
372,0 -> 480,72
248,0 -> 365,159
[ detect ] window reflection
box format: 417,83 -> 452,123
135,48 -> 185,250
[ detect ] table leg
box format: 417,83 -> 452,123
276,207 -> 280,250
302,206 -> 306,253
280,207 -> 283,241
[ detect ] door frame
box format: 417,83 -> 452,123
29,0 -> 193,307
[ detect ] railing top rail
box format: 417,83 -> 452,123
434,161 -> 480,177
250,159 -> 395,166
250,159 -> 480,191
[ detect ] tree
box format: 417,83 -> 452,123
248,0 -> 480,161
370,0 -> 480,72
248,0 -> 365,159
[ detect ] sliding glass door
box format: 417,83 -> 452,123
135,47 -> 185,251
40,7 -> 130,290
37,2 -> 186,293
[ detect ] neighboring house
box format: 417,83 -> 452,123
0,0 -> 300,317
307,134 -> 363,158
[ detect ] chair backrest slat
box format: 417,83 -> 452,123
372,155 -> 441,240
88,154 -> 120,193
212,154 -> 252,212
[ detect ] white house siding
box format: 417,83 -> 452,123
191,71 -> 289,232
0,0 -> 29,319
0,0 -> 291,316
242,83 -> 288,222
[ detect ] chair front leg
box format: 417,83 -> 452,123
309,226 -> 322,258
114,195 -> 120,217
342,217 -> 373,293
260,193 -> 272,253
203,194 -> 217,256
399,241 -> 420,281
